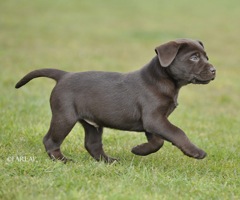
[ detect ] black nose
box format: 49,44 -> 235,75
210,66 -> 216,75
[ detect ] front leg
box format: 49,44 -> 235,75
143,115 -> 206,159
131,132 -> 164,156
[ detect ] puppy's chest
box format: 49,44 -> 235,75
166,94 -> 179,117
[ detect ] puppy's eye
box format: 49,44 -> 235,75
190,54 -> 200,62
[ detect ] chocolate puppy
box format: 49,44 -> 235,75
16,39 -> 216,163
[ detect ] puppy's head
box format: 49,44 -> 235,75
155,39 -> 216,85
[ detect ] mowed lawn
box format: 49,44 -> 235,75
0,0 -> 240,199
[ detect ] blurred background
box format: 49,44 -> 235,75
1,0 -> 239,72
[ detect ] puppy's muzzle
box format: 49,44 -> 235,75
210,66 -> 216,78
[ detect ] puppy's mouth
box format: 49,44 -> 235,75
191,76 -> 215,84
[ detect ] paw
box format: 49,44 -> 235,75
181,146 -> 207,159
192,149 -> 207,159
131,145 -> 146,156
131,142 -> 162,156
48,149 -> 72,164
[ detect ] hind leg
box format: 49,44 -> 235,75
131,132 -> 164,156
43,114 -> 77,163
81,120 -> 117,163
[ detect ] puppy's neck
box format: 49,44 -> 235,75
141,56 -> 183,89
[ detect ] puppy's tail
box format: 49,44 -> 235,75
15,68 -> 67,89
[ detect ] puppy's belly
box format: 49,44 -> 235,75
83,118 -> 144,132
84,119 -> 99,128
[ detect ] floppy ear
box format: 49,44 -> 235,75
155,41 -> 182,67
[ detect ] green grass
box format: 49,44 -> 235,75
0,0 -> 240,199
